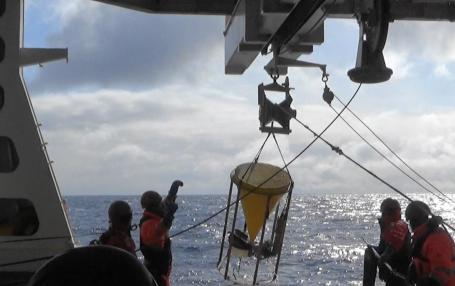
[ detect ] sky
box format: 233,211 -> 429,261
22,0 -> 455,197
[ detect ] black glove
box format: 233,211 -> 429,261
168,180 -> 183,202
162,202 -> 178,229
167,202 -> 178,216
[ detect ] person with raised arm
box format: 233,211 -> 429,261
139,180 -> 183,286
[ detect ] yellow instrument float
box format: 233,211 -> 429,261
218,162 -> 294,285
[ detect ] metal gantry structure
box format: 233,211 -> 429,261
94,0 -> 455,82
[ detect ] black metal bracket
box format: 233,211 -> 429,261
258,77 -> 296,134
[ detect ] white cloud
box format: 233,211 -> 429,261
387,22 -> 455,72
50,0 -> 93,27
434,64 -> 453,79
22,5 -> 455,197
30,84 -> 455,197
32,86 -> 260,195
384,49 -> 414,80
26,1 -> 224,93
277,106 -> 455,195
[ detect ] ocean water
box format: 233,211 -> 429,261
66,194 -> 455,286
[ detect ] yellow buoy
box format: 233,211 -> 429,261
231,162 -> 291,241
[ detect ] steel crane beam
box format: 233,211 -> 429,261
326,0 -> 455,21
93,0 -> 237,15
261,0 -> 327,55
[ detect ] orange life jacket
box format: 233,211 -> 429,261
382,219 -> 409,251
140,211 -> 172,286
412,223 -> 455,286
378,217 -> 411,280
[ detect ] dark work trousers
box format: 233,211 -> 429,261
363,247 -> 408,286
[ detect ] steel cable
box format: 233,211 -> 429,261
287,110 -> 455,232
333,94 -> 454,203
167,83 -> 362,238
328,104 -> 450,203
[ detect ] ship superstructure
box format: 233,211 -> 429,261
0,0 -> 73,284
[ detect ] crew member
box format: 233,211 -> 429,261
98,200 -> 136,256
140,180 -> 182,286
406,200 -> 455,286
363,198 -> 411,286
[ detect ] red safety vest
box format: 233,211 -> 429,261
412,223 -> 455,286
140,211 -> 171,286
141,211 -> 168,247
99,228 -> 136,256
382,219 -> 409,251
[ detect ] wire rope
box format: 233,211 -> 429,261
286,109 -> 455,232
272,132 -> 292,181
168,83 -> 362,238
333,94 -> 454,203
169,132 -> 273,238
328,104 -> 450,203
